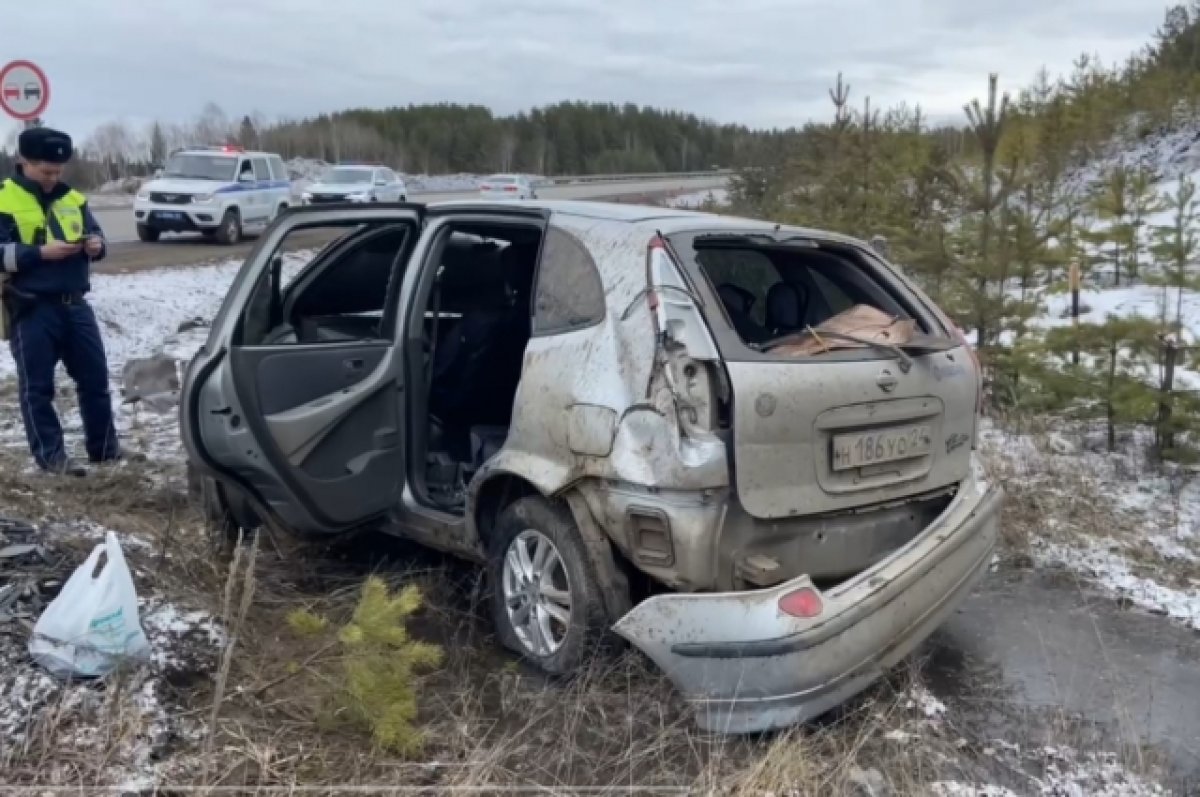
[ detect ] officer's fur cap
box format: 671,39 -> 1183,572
18,127 -> 73,164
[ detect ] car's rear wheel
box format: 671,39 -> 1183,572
136,224 -> 159,243
214,209 -> 241,245
187,466 -> 248,555
488,497 -> 613,675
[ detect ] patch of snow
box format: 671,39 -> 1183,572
1037,539 -> 1200,631
981,420 -> 1200,632
905,683 -> 947,719
932,783 -> 1020,797
142,602 -> 225,670
933,745 -> 1168,796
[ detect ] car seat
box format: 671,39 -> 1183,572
765,281 -> 810,336
716,283 -> 766,344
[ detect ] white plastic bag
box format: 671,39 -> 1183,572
28,531 -> 151,679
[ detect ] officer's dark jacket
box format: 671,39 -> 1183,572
0,168 -> 107,295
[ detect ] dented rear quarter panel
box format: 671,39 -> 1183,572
468,212 -> 731,580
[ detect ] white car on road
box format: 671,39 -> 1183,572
302,164 -> 408,205
133,146 -> 292,244
479,174 -> 537,200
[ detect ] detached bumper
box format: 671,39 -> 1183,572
612,456 -> 1002,733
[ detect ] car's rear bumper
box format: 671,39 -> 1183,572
612,454 -> 1001,733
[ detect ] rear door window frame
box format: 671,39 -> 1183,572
665,228 -> 948,363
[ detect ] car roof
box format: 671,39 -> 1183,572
177,149 -> 277,157
426,199 -> 866,247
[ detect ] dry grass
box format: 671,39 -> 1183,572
0,411 -> 1183,794
0,448 -> 995,795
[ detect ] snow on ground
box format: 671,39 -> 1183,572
980,421 -> 1200,633
1065,110 -> 1200,197
669,187 -> 730,209
934,746 -> 1169,796
0,522 -> 222,788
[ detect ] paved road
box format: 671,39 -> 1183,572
92,174 -> 728,245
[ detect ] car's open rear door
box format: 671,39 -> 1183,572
181,204 -> 424,535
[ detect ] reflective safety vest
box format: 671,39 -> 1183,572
0,178 -> 88,245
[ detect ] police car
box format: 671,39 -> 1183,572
133,146 -> 292,244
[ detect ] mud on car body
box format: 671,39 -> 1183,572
181,199 -> 1002,733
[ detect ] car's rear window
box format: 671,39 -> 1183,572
675,234 -> 940,357
485,176 -> 516,184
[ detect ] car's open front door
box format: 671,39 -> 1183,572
181,204 -> 424,535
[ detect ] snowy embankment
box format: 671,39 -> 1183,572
668,187 -> 730,209
980,116 -> 1200,636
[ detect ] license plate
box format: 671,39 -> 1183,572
156,211 -> 183,220
831,425 -> 933,471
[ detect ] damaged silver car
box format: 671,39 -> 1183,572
181,199 -> 1002,733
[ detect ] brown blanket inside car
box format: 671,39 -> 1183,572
771,304 -> 916,357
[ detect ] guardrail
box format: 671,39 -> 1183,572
537,169 -> 733,186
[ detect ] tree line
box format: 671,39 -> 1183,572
0,99 -> 799,189
725,0 -> 1200,461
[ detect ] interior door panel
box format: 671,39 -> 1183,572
185,205 -> 424,536
253,344 -> 388,415
232,343 -> 403,527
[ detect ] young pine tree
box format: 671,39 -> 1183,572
1149,175 -> 1200,334
1045,315 -> 1161,451
962,73 -> 1013,349
1082,166 -> 1135,287
1127,167 -> 1168,284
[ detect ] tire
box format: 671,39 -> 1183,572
488,496 -> 616,675
214,209 -> 242,245
187,466 -> 247,556
136,224 -> 160,243
399,195 -> 407,203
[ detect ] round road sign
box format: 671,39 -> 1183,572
0,60 -> 50,121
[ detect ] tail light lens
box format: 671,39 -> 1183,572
778,586 -> 824,618
504,185 -> 517,192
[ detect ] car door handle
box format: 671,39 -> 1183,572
344,357 -> 364,372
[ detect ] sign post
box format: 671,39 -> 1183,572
0,60 -> 50,128
1069,261 -> 1081,365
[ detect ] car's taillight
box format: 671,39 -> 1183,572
778,586 -> 824,618
504,185 -> 517,192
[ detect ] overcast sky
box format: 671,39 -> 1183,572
3,0 -> 1174,144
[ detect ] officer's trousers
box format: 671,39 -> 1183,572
8,299 -> 120,469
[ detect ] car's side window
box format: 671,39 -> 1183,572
238,222 -> 413,347
269,156 -> 287,182
252,157 -> 271,182
531,226 -> 605,335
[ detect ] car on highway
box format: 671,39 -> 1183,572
301,164 -> 408,205
133,145 -> 291,244
479,174 -> 537,199
181,199 -> 1000,733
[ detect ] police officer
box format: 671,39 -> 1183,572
0,127 -> 120,476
